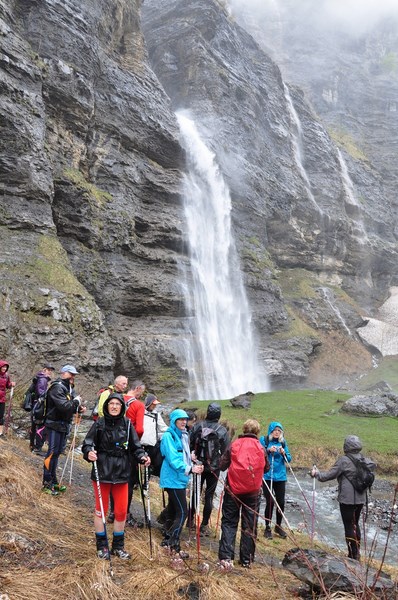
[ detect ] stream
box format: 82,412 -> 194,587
263,471 -> 398,566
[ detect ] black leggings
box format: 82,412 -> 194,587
262,480 -> 286,527
0,402 -> 5,425
339,503 -> 363,560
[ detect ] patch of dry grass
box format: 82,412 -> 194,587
0,436 -> 396,600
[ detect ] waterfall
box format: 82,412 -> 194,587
336,148 -> 367,242
337,148 -> 358,207
319,287 -> 351,336
283,84 -> 322,214
176,111 -> 269,400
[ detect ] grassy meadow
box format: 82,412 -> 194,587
182,389 -> 398,474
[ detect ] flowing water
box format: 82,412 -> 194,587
319,286 -> 352,336
283,84 -> 322,215
263,473 -> 398,566
176,111 -> 269,400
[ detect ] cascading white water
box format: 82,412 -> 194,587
336,148 -> 368,242
319,287 -> 351,336
283,84 -> 322,214
176,111 -> 269,400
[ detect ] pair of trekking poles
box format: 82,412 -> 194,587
264,453 -> 317,542
59,412 -> 82,488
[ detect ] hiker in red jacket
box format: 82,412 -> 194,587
0,360 -> 16,437
218,419 -> 268,571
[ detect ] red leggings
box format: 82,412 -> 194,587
92,481 -> 128,522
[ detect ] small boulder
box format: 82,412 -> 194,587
229,391 -> 254,409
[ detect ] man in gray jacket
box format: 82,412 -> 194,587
311,435 -> 376,560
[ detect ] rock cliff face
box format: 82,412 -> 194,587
1,0 -> 397,397
0,0 -> 186,394
142,0 -> 398,387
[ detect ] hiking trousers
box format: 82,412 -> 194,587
164,487 -> 188,552
262,480 -> 286,527
218,489 -> 260,565
43,429 -> 66,485
340,503 -> 363,560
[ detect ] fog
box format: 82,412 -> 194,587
228,0 -> 398,36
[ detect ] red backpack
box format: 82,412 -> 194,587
227,437 -> 266,495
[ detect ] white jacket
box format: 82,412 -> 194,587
140,409 -> 168,447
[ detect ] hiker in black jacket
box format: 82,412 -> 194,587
42,365 -> 86,495
189,402 -> 230,536
82,393 -> 150,560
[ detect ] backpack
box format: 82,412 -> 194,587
32,393 -> 47,424
195,425 -> 221,469
32,381 -> 62,424
22,377 -> 38,412
345,454 -> 375,493
227,437 -> 266,495
91,386 -> 112,421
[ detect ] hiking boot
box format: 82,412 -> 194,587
274,525 -> 287,539
111,548 -> 131,560
32,448 -> 46,456
200,525 -> 211,537
111,532 -> 130,560
97,548 -> 110,560
42,484 -> 59,496
264,527 -> 273,539
53,483 -> 67,492
107,512 -> 115,524
218,559 -> 233,572
239,560 -> 251,569
176,550 -> 190,560
126,514 -> 144,528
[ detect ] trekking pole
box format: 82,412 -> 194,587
262,478 -> 293,531
93,460 -> 114,577
4,387 -> 14,435
265,453 -> 275,529
214,487 -> 224,540
145,465 -> 153,559
194,466 -> 202,563
138,464 -> 153,558
311,464 -> 317,543
59,439 -> 74,486
68,413 -> 81,485
187,472 -> 194,539
286,461 -> 316,518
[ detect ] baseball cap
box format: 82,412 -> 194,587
43,363 -> 55,371
60,364 -> 79,375
145,393 -> 160,409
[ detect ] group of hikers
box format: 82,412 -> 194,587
1,360 -> 376,569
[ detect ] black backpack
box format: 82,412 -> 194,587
32,381 -> 62,424
22,377 -> 38,412
345,454 -> 375,493
195,425 -> 221,469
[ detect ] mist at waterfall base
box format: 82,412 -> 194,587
176,111 -> 269,401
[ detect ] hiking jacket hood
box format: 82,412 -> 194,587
0,360 -> 11,403
190,413 -> 230,472
316,436 -> 376,504
82,394 -> 146,484
160,409 -> 192,489
206,402 -> 221,421
261,421 -> 291,482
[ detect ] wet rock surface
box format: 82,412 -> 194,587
1,0 -> 398,397
282,547 -> 397,596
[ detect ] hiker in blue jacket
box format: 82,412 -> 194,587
260,421 -> 291,539
160,408 -> 203,557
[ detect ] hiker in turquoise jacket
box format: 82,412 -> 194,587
260,421 -> 291,539
160,409 -> 203,556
